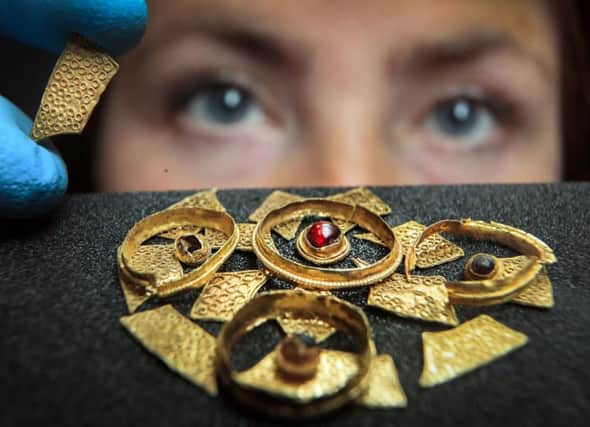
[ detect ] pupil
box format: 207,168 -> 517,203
436,98 -> 477,136
206,85 -> 250,124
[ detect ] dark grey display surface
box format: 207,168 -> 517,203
2,184 -> 589,426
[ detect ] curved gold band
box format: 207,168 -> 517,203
252,199 -> 402,290
118,207 -> 239,298
405,219 -> 557,306
215,290 -> 375,417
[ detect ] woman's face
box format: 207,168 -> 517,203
97,0 -> 561,191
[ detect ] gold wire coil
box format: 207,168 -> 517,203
215,290 -> 375,417
405,219 -> 557,306
252,200 -> 402,290
118,207 -> 239,298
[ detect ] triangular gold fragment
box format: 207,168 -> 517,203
368,274 -> 459,326
249,191 -> 305,240
127,245 -> 183,286
357,354 -> 407,408
119,278 -> 152,314
235,350 -> 359,401
501,256 -> 554,308
190,270 -> 268,322
419,315 -> 528,387
121,305 -> 218,396
328,187 -> 391,216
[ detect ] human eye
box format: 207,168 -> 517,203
184,81 -> 265,130
423,95 -> 512,148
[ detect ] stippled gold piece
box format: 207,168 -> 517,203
328,187 -> 391,216
121,305 -> 217,396
419,315 -> 528,387
355,220 -> 464,268
249,191 -> 305,240
277,314 -> 336,343
202,223 -> 256,252
357,354 -> 407,408
119,279 -> 152,314
235,350 -> 360,401
31,36 -> 119,141
190,270 -> 268,322
159,225 -> 202,241
166,189 -> 226,212
127,245 -> 183,285
368,274 -> 459,326
332,218 -> 357,234
502,256 -> 554,308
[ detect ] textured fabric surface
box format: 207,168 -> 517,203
1,184 -> 589,426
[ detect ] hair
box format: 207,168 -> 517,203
549,0 -> 590,180
58,0 -> 590,191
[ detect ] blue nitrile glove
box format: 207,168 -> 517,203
0,0 -> 147,219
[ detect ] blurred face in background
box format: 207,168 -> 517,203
97,0 -> 561,191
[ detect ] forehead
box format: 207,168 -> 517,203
144,0 -> 557,72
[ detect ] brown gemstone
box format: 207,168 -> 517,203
307,221 -> 341,248
177,235 -> 202,254
471,254 -> 496,276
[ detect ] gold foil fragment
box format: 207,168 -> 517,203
166,189 -> 226,212
249,191 -> 305,240
332,218 -> 357,234
328,187 -> 392,216
355,220 -> 464,268
31,36 -> 119,141
357,354 -> 407,408
190,270 -> 269,322
419,315 -> 528,387
368,274 -> 459,326
127,245 -> 183,285
236,350 -> 359,401
201,223 -> 256,252
159,225 -> 202,241
121,305 -> 218,396
502,256 -> 554,308
119,278 -> 152,313
277,314 -> 337,343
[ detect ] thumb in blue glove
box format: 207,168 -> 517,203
0,0 -> 147,219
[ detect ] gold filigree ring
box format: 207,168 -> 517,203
215,290 -> 375,417
405,219 -> 557,306
118,208 -> 239,298
253,200 -> 402,290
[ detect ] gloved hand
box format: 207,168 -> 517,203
0,0 -> 147,219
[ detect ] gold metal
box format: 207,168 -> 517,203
31,35 -> 118,141
253,200 -> 402,290
405,219 -> 556,306
190,270 -> 269,322
328,187 -> 392,216
127,245 -> 183,285
368,274 -> 459,326
174,234 -> 210,266
159,190 -> 225,240
118,208 -> 239,298
502,256 -> 554,308
121,305 -> 218,396
119,278 -> 151,314
249,191 -> 305,240
355,220 -> 464,268
215,290 -> 375,417
419,315 -> 528,387
296,222 -> 351,265
357,354 -> 407,408
202,223 -> 256,252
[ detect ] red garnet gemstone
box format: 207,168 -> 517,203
307,221 -> 341,248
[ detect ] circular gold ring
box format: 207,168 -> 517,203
252,199 -> 402,290
118,207 -> 239,298
215,290 -> 375,417
405,219 -> 556,306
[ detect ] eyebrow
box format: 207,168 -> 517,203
194,24 -> 308,71
395,32 -> 553,79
